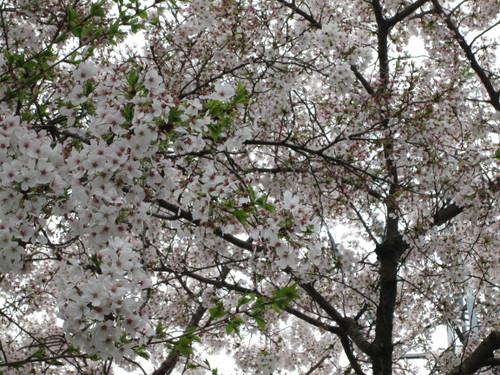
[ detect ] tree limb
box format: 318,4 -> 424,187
152,269 -> 229,375
431,0 -> 500,111
447,331 -> 500,375
299,282 -> 374,357
275,0 -> 322,29
387,0 -> 432,27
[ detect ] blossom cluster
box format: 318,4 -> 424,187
0,0 -> 499,373
57,238 -> 151,360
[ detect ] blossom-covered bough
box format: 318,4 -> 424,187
0,0 -> 499,374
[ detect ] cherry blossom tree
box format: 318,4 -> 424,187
0,0 -> 499,374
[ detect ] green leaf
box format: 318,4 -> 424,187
120,333 -> 132,344
135,346 -> 150,360
156,322 -> 165,336
206,100 -> 224,115
11,52 -> 25,67
232,209 -> 250,226
271,303 -> 281,313
55,33 -> 70,43
5,87 -> 17,101
122,104 -> 134,122
237,294 -> 255,308
38,48 -> 54,60
84,80 -> 95,96
176,343 -> 192,356
255,297 -> 267,306
208,122 -> 222,142
255,196 -> 275,212
209,302 -> 228,320
116,211 -> 128,223
90,2 -> 106,17
172,328 -> 202,357
32,348 -> 45,359
71,26 -> 82,38
150,14 -> 159,26
225,318 -> 244,336
232,317 -> 245,325
252,315 -> 266,330
10,362 -> 26,370
248,185 -> 255,201
127,71 -> 139,86
64,345 -> 80,354
67,6 -> 80,24
270,283 -> 299,311
158,139 -> 171,153
167,107 -> 184,126
131,22 -> 145,34
108,22 -> 124,44
89,253 -> 103,267
48,360 -> 65,366
274,283 -> 299,302
233,82 -> 249,104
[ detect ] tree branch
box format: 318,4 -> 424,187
179,62 -> 252,99
433,176 -> 500,226
299,282 -> 374,357
447,331 -> 500,375
275,0 -> 322,29
156,199 -> 263,253
431,0 -> 500,111
305,354 -> 331,375
341,334 -> 368,375
350,65 -> 376,96
151,203 -> 374,360
152,269 -> 229,375
371,0 -> 390,82
387,0 -> 431,27
151,304 -> 207,375
433,202 -> 463,226
154,265 -> 344,336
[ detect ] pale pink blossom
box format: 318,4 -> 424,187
203,82 -> 236,101
73,62 -> 98,82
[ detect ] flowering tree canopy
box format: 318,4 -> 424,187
0,0 -> 499,374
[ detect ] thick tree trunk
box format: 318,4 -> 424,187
372,235 -> 403,375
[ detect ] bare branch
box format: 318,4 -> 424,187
350,65 -> 376,96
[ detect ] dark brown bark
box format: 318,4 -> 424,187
448,331 -> 500,375
300,282 -> 374,357
372,236 -> 405,375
